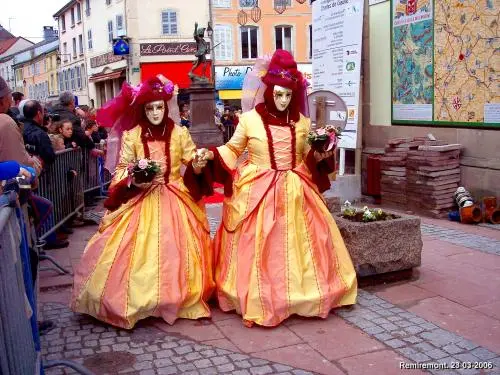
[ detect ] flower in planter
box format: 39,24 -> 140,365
342,200 -> 356,217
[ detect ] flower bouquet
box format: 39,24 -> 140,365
307,125 -> 342,153
127,158 -> 161,186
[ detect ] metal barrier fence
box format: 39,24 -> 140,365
224,124 -> 235,143
36,145 -> 112,240
0,206 -> 38,375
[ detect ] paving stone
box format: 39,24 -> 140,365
133,361 -> 153,371
81,348 -> 94,356
139,370 -> 156,375
250,365 -> 274,375
100,338 -> 115,346
199,367 -> 219,375
441,344 -> 463,355
96,346 -> 111,353
216,349 -> 231,356
426,348 -> 449,359
274,364 -> 293,372
365,325 -> 385,335
470,347 -> 497,360
128,348 -> 145,355
194,359 -> 212,369
66,343 -> 82,351
112,343 -> 130,351
455,340 -> 479,351
385,339 -> 406,348
175,345 -> 193,355
421,329 -> 461,347
157,367 -> 178,375
235,360 -> 252,369
374,332 -> 393,341
380,323 -> 399,331
454,353 -> 481,363
372,318 -> 391,325
154,358 -> 174,368
377,309 -> 393,317
101,331 -> 117,338
397,347 -> 432,364
404,325 -> 425,335
409,317 -> 427,325
211,356 -> 230,365
156,349 -> 174,359
160,342 -> 178,350
232,371 -> 251,375
66,335 -> 82,343
201,349 -> 217,358
231,354 -> 251,361
403,336 -> 423,344
292,370 -> 315,375
137,353 -> 154,362
413,342 -> 437,353
185,352 -> 203,361
217,363 -> 236,373
395,320 -> 413,328
171,356 -> 186,364
250,359 -> 269,366
386,316 -> 404,322
178,363 -> 196,372
117,337 -> 131,343
420,322 -> 439,330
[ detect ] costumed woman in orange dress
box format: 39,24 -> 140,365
70,76 -> 214,329
199,50 -> 357,327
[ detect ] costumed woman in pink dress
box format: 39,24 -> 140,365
70,76 -> 214,329
199,50 -> 358,327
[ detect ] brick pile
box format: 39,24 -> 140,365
380,138 -> 411,207
406,143 -> 461,217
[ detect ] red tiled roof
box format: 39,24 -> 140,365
0,38 -> 18,55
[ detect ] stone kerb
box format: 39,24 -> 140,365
335,212 -> 423,277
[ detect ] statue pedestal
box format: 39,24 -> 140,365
188,82 -> 224,148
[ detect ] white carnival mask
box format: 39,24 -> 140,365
273,85 -> 293,112
145,100 -> 165,125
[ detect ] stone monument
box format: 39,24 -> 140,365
187,22 -> 223,148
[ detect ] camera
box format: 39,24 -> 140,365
43,113 -> 61,126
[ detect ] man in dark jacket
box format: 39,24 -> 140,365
51,91 -> 95,149
22,100 -> 55,167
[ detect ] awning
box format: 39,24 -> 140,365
89,69 -> 125,83
219,90 -> 242,100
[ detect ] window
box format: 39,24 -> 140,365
273,0 -> 291,6
50,74 -> 55,94
72,37 -> 77,57
239,0 -> 255,7
88,29 -> 93,50
275,25 -> 292,52
76,3 -> 82,22
116,14 -> 124,36
70,68 -> 75,90
71,8 -> 75,26
76,66 -> 82,89
161,10 -> 178,35
108,20 -> 113,43
78,34 -> 84,55
81,64 -> 86,88
64,70 -> 69,90
63,42 -> 68,61
214,25 -> 233,61
85,0 -> 91,16
106,0 -> 111,5
213,0 -> 231,7
58,72 -> 64,92
61,15 -> 66,32
308,24 -> 312,59
240,26 -> 258,59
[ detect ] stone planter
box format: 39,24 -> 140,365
335,212 -> 423,277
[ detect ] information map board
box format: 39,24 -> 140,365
391,0 -> 499,128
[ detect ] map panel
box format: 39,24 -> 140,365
434,0 -> 499,123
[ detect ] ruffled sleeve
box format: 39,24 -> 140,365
206,114 -> 248,197
103,130 -> 139,211
181,126 -> 214,201
302,118 -> 336,193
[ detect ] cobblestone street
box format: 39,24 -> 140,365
39,203 -> 500,374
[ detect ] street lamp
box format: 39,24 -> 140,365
56,53 -> 72,65
206,22 -> 213,38
206,19 -> 216,85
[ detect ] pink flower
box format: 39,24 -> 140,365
138,159 -> 149,170
326,133 -> 338,151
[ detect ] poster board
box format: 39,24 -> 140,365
391,0 -> 500,128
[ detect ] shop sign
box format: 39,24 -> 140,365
215,64 -> 313,91
90,52 -> 125,68
140,42 -> 203,56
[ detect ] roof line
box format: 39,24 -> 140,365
53,0 -> 77,18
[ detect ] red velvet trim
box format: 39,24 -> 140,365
139,117 -> 175,184
305,149 -> 335,193
103,179 -> 141,211
262,119 -> 278,171
183,160 -> 214,202
290,125 -> 297,170
207,147 -> 233,197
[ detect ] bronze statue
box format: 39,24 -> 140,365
189,22 -> 210,82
